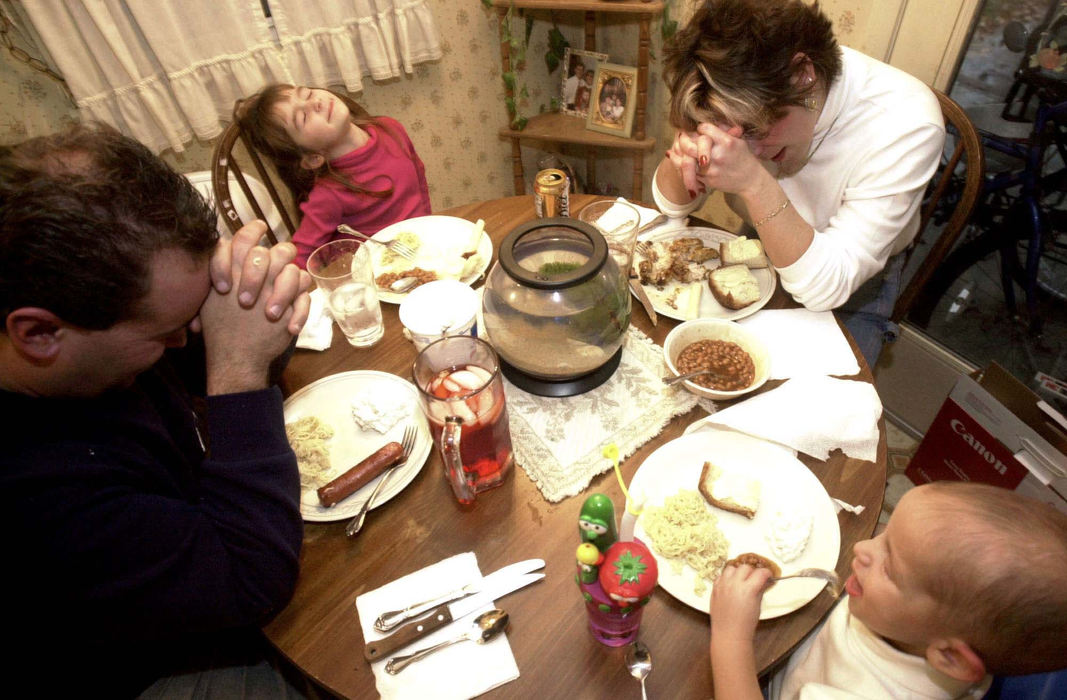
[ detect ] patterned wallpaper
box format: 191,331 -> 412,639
0,0 -> 870,217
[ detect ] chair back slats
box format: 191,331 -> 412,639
210,100 -> 298,246
891,90 -> 986,324
236,129 -> 298,235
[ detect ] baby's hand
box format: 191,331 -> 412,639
710,564 -> 773,645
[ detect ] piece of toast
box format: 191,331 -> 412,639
726,552 -> 781,578
708,264 -> 761,309
719,236 -> 769,268
698,461 -> 760,519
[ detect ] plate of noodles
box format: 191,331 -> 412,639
629,427 -> 840,619
368,216 -> 493,304
284,370 -> 431,522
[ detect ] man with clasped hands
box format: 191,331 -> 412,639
0,123 -> 313,696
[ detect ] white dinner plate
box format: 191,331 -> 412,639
369,215 -> 493,304
284,370 -> 431,522
630,427 -> 840,619
631,227 -> 777,322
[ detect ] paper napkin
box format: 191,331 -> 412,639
355,552 -> 519,700
296,287 -> 333,351
737,308 -> 860,379
614,197 -> 662,231
694,375 -> 882,463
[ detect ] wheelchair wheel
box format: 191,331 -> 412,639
1017,231 -> 1067,302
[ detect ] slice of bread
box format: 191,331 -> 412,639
698,461 -> 760,519
708,264 -> 761,309
720,236 -> 769,268
726,552 -> 781,578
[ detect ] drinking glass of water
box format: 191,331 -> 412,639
307,239 -> 384,347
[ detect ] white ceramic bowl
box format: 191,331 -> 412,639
663,318 -> 771,400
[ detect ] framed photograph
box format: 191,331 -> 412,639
586,63 -> 638,138
560,47 -> 608,118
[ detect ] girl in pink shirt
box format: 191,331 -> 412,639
237,85 -> 431,267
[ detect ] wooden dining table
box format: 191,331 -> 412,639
265,193 -> 888,699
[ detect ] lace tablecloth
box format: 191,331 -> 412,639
503,326 -> 701,502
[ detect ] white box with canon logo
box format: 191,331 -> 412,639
906,363 -> 1067,514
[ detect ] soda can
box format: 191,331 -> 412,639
534,168 -> 570,218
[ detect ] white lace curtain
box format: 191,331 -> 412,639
16,0 -> 441,153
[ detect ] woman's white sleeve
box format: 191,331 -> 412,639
777,121 -> 944,310
651,160 -> 707,218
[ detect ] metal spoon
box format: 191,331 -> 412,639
626,640 -> 652,700
662,368 -> 727,386
384,608 -> 509,674
389,277 -> 418,293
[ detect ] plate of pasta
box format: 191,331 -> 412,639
629,427 -> 840,619
284,370 -> 431,522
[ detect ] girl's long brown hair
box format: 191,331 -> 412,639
235,84 -> 408,205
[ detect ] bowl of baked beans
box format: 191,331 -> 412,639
663,319 -> 770,400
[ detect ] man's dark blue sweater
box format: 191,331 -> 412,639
0,359 -> 302,696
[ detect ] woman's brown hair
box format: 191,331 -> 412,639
663,0 -> 842,134
235,84 -> 402,205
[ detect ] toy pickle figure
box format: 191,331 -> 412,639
578,493 -> 618,553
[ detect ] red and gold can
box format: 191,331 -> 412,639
534,168 -> 570,218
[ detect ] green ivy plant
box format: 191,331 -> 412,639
662,0 -> 678,41
484,0 -> 569,130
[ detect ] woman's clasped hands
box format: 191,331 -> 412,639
666,123 -> 766,200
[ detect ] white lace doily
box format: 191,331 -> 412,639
503,326 -> 703,502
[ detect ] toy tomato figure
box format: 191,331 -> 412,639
598,540 -> 657,613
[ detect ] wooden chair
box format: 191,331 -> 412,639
891,89 -> 986,323
210,100 -> 298,245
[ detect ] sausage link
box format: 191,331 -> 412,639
317,441 -> 405,507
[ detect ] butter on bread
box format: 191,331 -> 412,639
726,552 -> 781,578
698,461 -> 760,519
719,236 -> 769,268
708,264 -> 760,309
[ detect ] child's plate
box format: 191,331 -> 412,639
368,216 -> 493,304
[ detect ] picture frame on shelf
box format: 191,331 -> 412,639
560,48 -> 608,118
586,62 -> 638,138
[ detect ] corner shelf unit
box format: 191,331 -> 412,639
492,0 -> 664,200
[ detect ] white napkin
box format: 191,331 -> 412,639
614,197 -> 659,228
696,376 -> 882,463
355,552 -> 520,700
832,498 -> 866,515
737,308 -> 860,379
296,288 -> 333,351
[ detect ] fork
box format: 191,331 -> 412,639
337,224 -> 417,262
345,425 -> 418,537
634,240 -> 654,259
771,567 -> 841,599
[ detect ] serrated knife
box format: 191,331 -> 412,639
364,562 -> 545,662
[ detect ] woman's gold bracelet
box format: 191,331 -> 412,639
753,199 -> 790,229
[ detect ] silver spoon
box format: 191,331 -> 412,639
389,277 -> 418,293
384,608 -> 509,674
662,368 -> 727,386
626,640 -> 652,700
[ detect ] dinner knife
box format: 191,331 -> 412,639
364,567 -> 545,661
630,276 -> 658,326
372,558 -> 545,633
